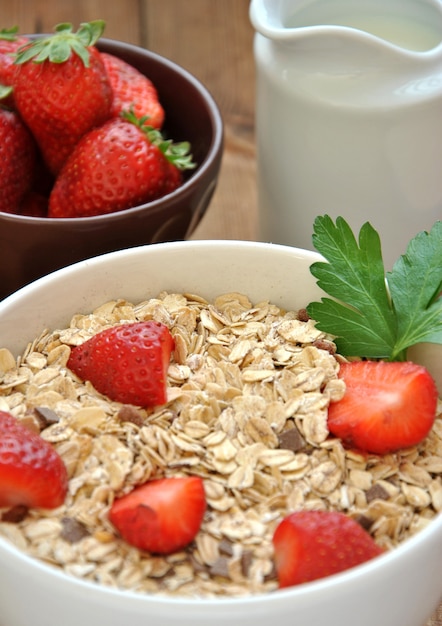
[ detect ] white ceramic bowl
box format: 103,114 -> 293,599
0,240 -> 441,626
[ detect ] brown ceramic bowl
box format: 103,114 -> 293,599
0,38 -> 223,300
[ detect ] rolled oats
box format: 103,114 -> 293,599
0,291 -> 441,598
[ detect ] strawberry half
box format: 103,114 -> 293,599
109,476 -> 206,554
0,411 -> 68,509
327,360 -> 438,455
273,510 -> 383,588
67,320 -> 174,408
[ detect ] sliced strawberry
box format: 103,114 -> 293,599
67,320 -> 174,407
109,476 -> 206,554
273,510 -> 383,588
327,360 -> 438,455
0,411 -> 68,509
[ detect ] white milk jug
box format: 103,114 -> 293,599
250,0 -> 442,267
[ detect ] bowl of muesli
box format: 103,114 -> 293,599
0,239 -> 441,626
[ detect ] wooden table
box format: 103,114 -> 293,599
2,1 -> 441,623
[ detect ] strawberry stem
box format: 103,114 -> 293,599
14,20 -> 106,67
121,108 -> 196,171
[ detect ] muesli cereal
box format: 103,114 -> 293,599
0,292 -> 441,597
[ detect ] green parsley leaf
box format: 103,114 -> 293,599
306,215 -> 442,361
388,221 -> 442,357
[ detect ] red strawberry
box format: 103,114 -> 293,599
48,110 -> 194,218
327,361 -> 438,455
12,21 -> 113,175
109,476 -> 206,554
67,320 -> 174,407
101,52 -> 165,129
0,27 -> 29,107
0,410 -> 68,509
273,510 -> 383,588
0,103 -> 36,213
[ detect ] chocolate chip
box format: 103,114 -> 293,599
218,537 -> 234,556
60,517 -> 90,543
33,406 -> 60,428
366,483 -> 390,503
296,308 -> 310,322
278,426 -> 306,452
117,405 -> 145,427
1,504 -> 28,523
240,550 -> 253,577
354,514 -> 375,532
312,339 -> 337,355
210,556 -> 230,579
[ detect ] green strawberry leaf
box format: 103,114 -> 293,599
306,215 -> 442,361
14,20 -> 106,67
159,139 -> 196,170
0,26 -> 20,42
121,108 -> 196,170
46,40 -> 72,63
76,20 -> 106,46
0,84 -> 13,100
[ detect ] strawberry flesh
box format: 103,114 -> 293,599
273,510 -> 383,588
109,476 -> 206,554
0,411 -> 68,509
328,361 -> 438,455
67,320 -> 174,407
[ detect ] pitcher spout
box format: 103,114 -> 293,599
250,0 -> 442,56
250,0 -> 442,104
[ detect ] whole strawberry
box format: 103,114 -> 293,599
0,27 -> 29,108
273,510 -> 384,588
48,110 -> 195,218
101,52 -> 165,129
12,21 -> 113,175
0,101 -> 36,213
0,410 -> 68,509
67,320 -> 174,407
